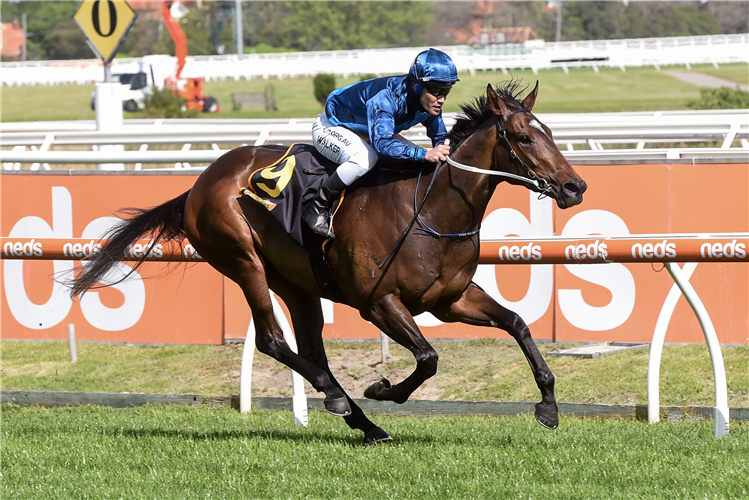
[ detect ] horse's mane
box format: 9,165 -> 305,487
447,78 -> 528,148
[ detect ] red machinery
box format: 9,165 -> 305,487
161,1 -> 219,113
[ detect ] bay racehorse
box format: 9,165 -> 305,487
71,81 -> 586,444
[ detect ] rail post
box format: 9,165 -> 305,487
239,292 -> 308,427
67,324 -> 77,362
665,263 -> 729,437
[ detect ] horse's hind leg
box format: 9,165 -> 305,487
431,283 -> 558,430
204,247 -> 352,417
267,269 -> 392,444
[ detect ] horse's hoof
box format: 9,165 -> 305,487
364,427 -> 393,445
324,396 -> 351,417
363,378 -> 391,400
535,402 -> 559,430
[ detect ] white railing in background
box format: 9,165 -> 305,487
2,34 -> 747,86
2,110 -> 747,170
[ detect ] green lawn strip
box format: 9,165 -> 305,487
3,340 -> 747,407
3,63 -> 746,122
1,405 -> 747,499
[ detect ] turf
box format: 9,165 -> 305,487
2,405 -> 747,499
3,340 -> 748,407
1,63 -> 746,122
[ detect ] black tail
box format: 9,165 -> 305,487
70,190 -> 191,298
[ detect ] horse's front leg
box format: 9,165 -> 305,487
364,293 -> 439,404
432,282 -> 558,430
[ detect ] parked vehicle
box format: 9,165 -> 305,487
90,60 -> 158,112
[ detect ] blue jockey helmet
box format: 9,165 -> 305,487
408,48 -> 460,86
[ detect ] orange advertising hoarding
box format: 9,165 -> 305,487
0,172 -> 224,344
1,163 -> 747,345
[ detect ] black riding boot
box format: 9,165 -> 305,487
302,171 -> 347,239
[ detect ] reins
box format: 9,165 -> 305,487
416,109 -> 553,238
367,160 -> 442,302
368,105 -> 551,300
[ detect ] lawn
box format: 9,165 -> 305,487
1,63 -> 746,122
2,405 -> 747,499
3,340 -> 748,408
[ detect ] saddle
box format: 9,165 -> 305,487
240,144 -> 344,301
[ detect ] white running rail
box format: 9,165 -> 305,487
2,34 -> 747,86
2,110 -> 747,170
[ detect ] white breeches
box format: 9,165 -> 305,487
311,114 -> 378,186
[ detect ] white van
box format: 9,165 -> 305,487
90,57 -> 172,112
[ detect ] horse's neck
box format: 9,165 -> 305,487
427,124 -> 499,230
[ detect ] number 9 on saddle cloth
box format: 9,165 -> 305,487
241,144 -> 344,248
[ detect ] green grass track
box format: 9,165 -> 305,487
2,405 -> 748,499
2,63 -> 747,122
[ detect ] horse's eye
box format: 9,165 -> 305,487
519,135 -> 531,145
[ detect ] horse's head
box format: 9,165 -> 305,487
486,82 -> 586,209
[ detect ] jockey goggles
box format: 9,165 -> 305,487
422,82 -> 453,98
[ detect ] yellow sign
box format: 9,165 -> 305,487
73,0 -> 137,63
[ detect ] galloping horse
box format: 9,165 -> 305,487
72,81 -> 586,444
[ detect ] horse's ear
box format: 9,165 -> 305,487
521,80 -> 540,111
486,84 -> 509,116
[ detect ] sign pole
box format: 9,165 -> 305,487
74,0 -> 137,170
104,60 -> 112,83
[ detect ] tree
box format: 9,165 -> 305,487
155,8 -> 217,57
0,1 -> 81,60
563,2 -> 631,41
563,1 -> 723,41
634,3 -> 723,38
46,22 -> 92,60
250,1 -> 432,52
118,18 -> 161,58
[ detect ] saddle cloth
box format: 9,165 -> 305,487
241,143 -> 341,249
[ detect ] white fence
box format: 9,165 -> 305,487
2,110 -> 747,170
2,34 -> 747,87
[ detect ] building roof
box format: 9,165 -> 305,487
1,21 -> 24,58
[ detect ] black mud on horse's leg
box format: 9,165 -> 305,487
268,268 -> 392,444
432,283 -> 558,429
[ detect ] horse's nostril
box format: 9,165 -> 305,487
562,180 -> 587,197
563,182 -> 580,196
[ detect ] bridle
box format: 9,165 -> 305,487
445,109 -> 554,197
369,105 -> 555,293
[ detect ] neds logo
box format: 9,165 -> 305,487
631,240 -> 676,259
700,240 -> 746,259
3,239 -> 43,258
564,240 -> 608,261
497,242 -> 542,261
125,242 -> 163,259
183,244 -> 202,260
63,240 -> 102,259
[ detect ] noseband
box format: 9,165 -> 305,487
445,109 -> 553,197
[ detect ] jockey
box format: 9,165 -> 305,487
303,48 -> 460,238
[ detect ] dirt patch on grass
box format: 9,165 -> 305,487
248,341 -> 442,400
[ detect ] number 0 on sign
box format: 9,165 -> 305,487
73,0 -> 137,63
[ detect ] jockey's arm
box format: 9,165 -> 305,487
366,91 -> 428,162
